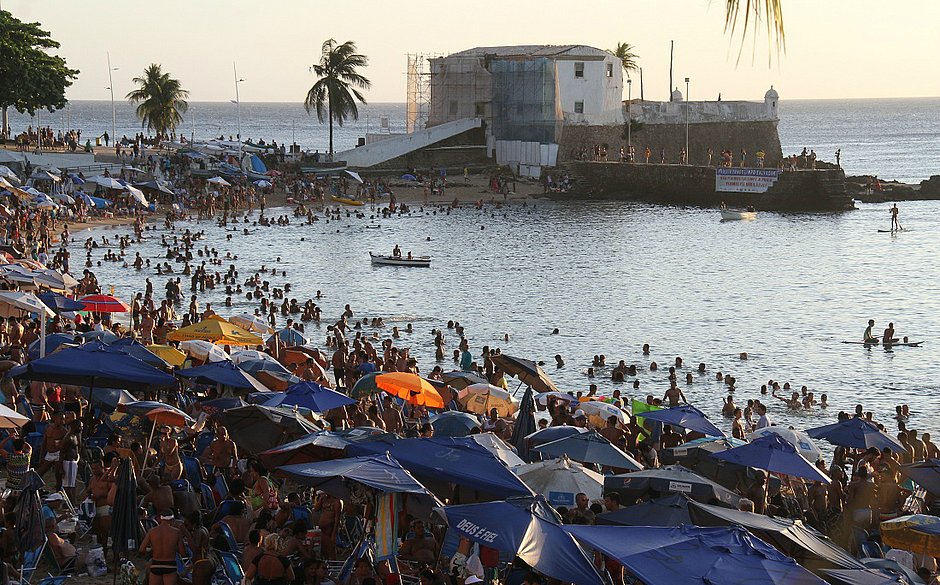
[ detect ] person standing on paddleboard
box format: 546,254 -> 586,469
891,204 -> 901,231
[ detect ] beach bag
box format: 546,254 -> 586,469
87,546 -> 108,576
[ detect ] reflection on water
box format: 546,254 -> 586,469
83,198 -> 940,437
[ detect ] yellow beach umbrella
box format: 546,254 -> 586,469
145,344 -> 188,367
167,314 -> 263,347
457,383 -> 518,417
881,514 -> 940,556
375,372 -> 444,409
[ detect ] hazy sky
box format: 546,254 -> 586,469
6,0 -> 940,104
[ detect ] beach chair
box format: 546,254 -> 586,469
20,542 -> 46,585
194,431 -> 214,457
216,521 -> 243,556
212,500 -> 240,525
43,544 -> 76,575
200,483 -> 217,513
215,551 -> 244,585
182,455 -> 204,488
859,541 -> 885,559
170,479 -> 192,493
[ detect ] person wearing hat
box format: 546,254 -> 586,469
573,410 -> 588,428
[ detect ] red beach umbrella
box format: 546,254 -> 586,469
79,294 -> 131,313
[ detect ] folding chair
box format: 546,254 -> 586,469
195,431 -> 215,457
43,545 -> 76,575
20,542 -> 46,585
212,500 -> 240,525
200,483 -> 217,513
215,551 -> 244,585
182,455 -> 204,488
216,521 -> 243,556
860,541 -> 885,559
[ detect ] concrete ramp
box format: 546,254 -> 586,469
336,117 -> 482,168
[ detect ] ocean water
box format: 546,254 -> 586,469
81,196 -> 940,439
8,97 -> 940,182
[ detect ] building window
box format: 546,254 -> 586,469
449,100 -> 458,116
474,102 -> 486,116
574,101 -> 584,114
574,62 -> 584,78
606,63 -> 613,78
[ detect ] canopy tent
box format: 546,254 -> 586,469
258,427 -> 395,469
9,340 -> 175,391
639,404 -> 725,437
688,500 -> 865,573
176,360 -> 269,392
806,418 -> 906,452
490,353 -> 559,393
219,405 -> 320,454
347,435 -> 534,497
534,431 -> 643,471
168,315 -> 263,346
596,493 -> 694,527
604,464 -> 744,508
710,434 -> 831,483
262,381 -> 356,412
441,496 -> 604,585
278,453 -> 441,505
513,456 -> 605,507
565,525 -> 827,585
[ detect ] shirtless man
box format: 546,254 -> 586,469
731,408 -> 746,440
882,322 -> 899,345
599,416 -> 626,449
381,396 -> 404,434
662,382 -> 687,407
398,519 -> 437,563
201,427 -> 237,478
86,456 -> 117,554
37,412 -> 67,488
142,475 -> 175,516
139,510 -> 186,585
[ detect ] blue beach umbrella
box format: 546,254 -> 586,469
111,338 -> 170,369
596,493 -> 693,527
640,404 -> 725,437
429,410 -> 481,437
78,329 -> 120,344
27,333 -> 78,360
900,459 -> 940,495
278,453 -> 439,501
534,431 -> 644,471
262,381 -> 356,412
267,327 -> 309,347
525,425 -> 588,446
805,417 -> 906,451
510,386 -> 537,461
258,427 -> 396,469
565,525 -> 827,585
38,291 -> 85,313
442,496 -> 604,585
177,360 -> 269,392
711,434 -> 831,483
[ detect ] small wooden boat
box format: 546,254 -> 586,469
720,208 -> 757,221
370,252 -> 431,267
331,195 -> 364,206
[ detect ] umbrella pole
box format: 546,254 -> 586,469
141,420 -> 157,473
513,380 -> 524,396
39,312 -> 46,358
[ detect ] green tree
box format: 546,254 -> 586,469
611,42 -> 639,76
126,64 -> 189,141
724,0 -> 786,61
0,10 -> 79,139
304,39 -> 371,155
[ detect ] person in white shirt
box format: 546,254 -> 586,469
756,403 -> 772,429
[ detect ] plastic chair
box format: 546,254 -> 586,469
215,551 -> 244,585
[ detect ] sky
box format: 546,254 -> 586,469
6,0 -> 940,104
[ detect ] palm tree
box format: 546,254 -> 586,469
724,0 -> 786,61
126,64 -> 189,141
611,42 -> 639,77
304,39 -> 371,155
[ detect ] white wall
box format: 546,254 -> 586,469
556,56 -> 623,126
336,118 -> 482,168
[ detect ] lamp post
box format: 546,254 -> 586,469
627,78 -> 632,158
233,61 -> 244,169
107,52 -> 118,146
684,77 -> 690,165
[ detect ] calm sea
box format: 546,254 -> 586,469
8,97 -> 940,182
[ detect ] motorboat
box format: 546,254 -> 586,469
719,206 -> 757,221
370,252 -> 431,267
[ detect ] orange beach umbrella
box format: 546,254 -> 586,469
375,372 -> 444,409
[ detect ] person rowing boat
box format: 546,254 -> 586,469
863,319 -> 878,343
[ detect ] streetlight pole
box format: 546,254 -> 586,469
627,78 -> 633,159
107,52 -> 118,146
684,77 -> 690,165
233,61 -> 244,169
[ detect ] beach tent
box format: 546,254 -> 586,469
258,427 -> 396,469
596,493 -> 694,527
347,435 -> 534,498
219,404 -> 321,454
688,500 -> 865,573
9,340 -> 176,391
278,453 -> 440,503
639,404 -> 725,437
262,381 -> 356,412
806,417 -> 906,451
604,464 -> 744,507
177,360 -> 268,392
564,525 -> 827,585
534,431 -> 643,470
710,434 -> 831,483
442,496 -> 604,585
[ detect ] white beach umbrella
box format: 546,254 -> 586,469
123,185 -> 149,206
579,400 -> 630,428
90,175 -> 124,189
252,179 -> 272,188
513,455 -> 605,506
0,165 -> 19,182
749,426 -> 823,462
457,383 -> 519,417
179,339 -> 230,362
0,403 -> 30,429
229,313 -> 275,334
206,176 -> 231,186
230,349 -> 278,365
31,268 -> 80,291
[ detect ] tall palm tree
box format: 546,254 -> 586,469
611,42 -> 639,77
126,64 -> 189,141
724,0 -> 786,61
304,39 -> 370,155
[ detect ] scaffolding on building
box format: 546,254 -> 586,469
406,54 -> 438,133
